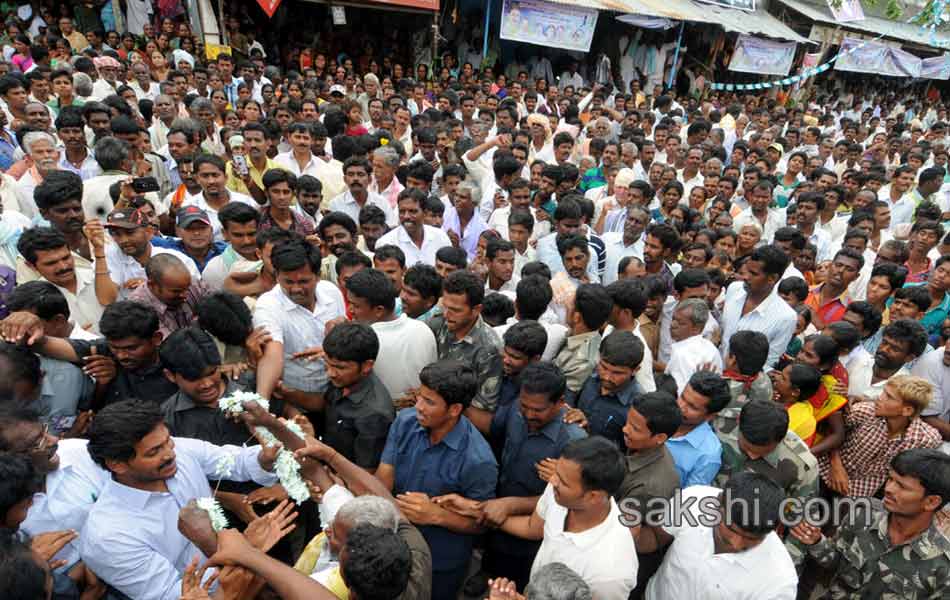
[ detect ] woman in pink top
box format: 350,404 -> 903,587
11,35 -> 33,73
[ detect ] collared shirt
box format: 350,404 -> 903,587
253,281 -> 346,355
181,190 -> 258,242
600,231 -> 643,285
258,207 -> 317,237
105,243 -> 201,291
128,278 -> 209,337
52,267 -> 103,333
818,401 -> 941,497
805,282 -> 851,327
666,334 -> 723,396
370,176 -> 405,211
58,150 -> 102,181
555,331 -> 602,395
322,373 -> 395,469
494,317 -> 567,362
376,224 -> 453,267
381,408 -> 497,571
808,501 -> 950,599
443,210 -> 489,261
371,314 -> 439,400
68,338 -> 179,405
646,485 -> 798,600
328,189 -> 397,228
79,438 -> 277,600
532,483 -> 638,600
666,421 -> 723,487
161,379 -> 273,446
614,445 -> 680,507
536,232 -> 600,283
225,157 -> 286,196
22,439 -> 108,570
36,356 -> 95,435
150,237 -> 227,272
429,315 -> 503,411
573,373 -> 640,449
720,281 -> 797,370
733,207 -> 786,244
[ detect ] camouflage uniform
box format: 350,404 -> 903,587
429,315 -> 503,411
713,374 -> 774,432
808,500 -> 950,599
715,421 -> 819,571
554,331 -> 601,396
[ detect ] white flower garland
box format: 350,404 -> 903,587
219,390 -> 310,504
196,497 -> 229,531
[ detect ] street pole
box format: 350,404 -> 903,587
667,20 -> 684,91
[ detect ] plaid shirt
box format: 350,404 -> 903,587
819,402 -> 941,497
128,279 -> 210,338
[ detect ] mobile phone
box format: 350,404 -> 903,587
233,154 -> 250,177
131,176 -> 160,193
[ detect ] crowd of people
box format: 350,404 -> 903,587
0,4 -> 948,600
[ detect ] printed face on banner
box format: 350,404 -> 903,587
500,0 -> 599,53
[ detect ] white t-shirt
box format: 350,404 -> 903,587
370,314 -> 438,399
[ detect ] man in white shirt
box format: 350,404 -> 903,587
601,206 -> 647,285
498,437 -> 637,600
343,267 -> 437,400
254,238 -> 346,399
182,155 -> 257,241
14,131 -> 60,219
912,340 -> 950,448
733,182 -> 786,246
375,188 -> 451,267
79,400 -> 279,600
640,473 -> 798,600
666,298 -> 723,395
493,274 -> 568,362
129,62 -> 160,101
328,157 -> 396,228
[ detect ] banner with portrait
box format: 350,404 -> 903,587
835,38 -> 921,78
499,0 -> 599,53
728,34 -> 797,76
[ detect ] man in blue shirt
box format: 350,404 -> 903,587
665,370 -> 729,487
376,359 -> 498,600
573,331 -> 645,449
152,207 -> 226,272
482,360 -> 586,590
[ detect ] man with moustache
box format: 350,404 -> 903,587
78,400 -> 280,600
329,157 -> 396,228
14,132 -> 60,219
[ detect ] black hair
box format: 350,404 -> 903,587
0,533 -> 47,599
323,322 -> 380,364
778,277 -> 809,302
553,198 -> 582,222
435,246 -> 467,269
486,239 -> 515,261
833,247 -> 865,272
518,361 -> 566,403
645,222 -> 681,252
100,301 -> 160,340
827,321 -> 861,352
673,268 -> 709,294
787,363 -> 822,402
573,283 -> 613,330
728,331 -> 769,375
335,251 -> 373,277
271,239 -> 322,274
502,320 -> 547,359
513,276 -> 553,321
374,245 -> 407,269
422,195 -> 444,217
556,233 -> 589,258
600,331 -> 644,370
418,360 -> 478,409
193,153 -> 226,174
34,170 -> 83,210
605,279 -> 647,319
749,245 -> 791,277
87,400 -> 166,469
262,168 -> 297,190
16,227 -> 67,264
159,327 -> 222,380
686,371 -> 731,413
870,263 -> 907,292
802,334 -> 840,369
6,281 -> 69,320
521,261 -> 552,281
318,211 -> 359,239
196,291 -> 254,347
721,472 -> 785,536
340,524 -> 411,600
443,270 -> 484,308
739,401 -> 789,446
636,391 -> 683,438
482,293 -> 515,327
560,437 -> 625,496
346,268 -> 396,312
0,452 -> 41,519
894,286 -> 932,314
891,449 -> 950,509
772,227 -> 806,251
218,202 -> 261,228
881,319 -> 929,358
403,265 -> 442,301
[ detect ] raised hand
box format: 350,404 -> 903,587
243,499 -> 298,552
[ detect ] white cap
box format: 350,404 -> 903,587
329,84 -> 346,96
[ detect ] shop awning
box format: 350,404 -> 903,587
777,0 -> 950,49
616,0 -> 812,43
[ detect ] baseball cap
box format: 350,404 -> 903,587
329,84 -> 346,96
105,208 -> 146,229
767,143 -> 784,155
176,206 -> 212,228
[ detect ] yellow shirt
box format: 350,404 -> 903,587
225,158 -> 287,196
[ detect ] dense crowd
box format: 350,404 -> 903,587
0,4 -> 948,600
